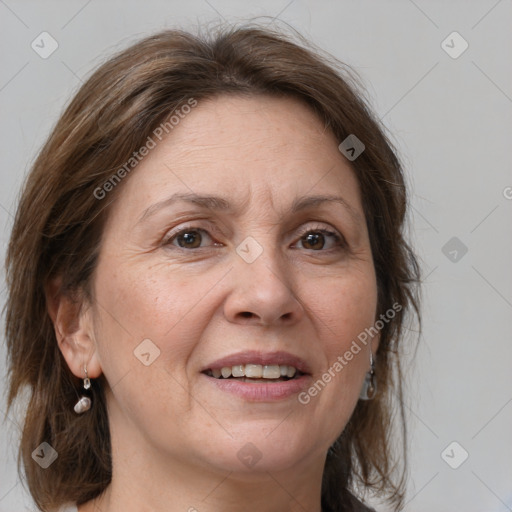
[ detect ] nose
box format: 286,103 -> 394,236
223,248 -> 304,327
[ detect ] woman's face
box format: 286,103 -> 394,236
87,94 -> 378,475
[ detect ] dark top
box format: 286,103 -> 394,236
323,492 -> 377,512
350,496 -> 377,512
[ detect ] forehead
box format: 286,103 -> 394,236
165,94 -> 336,170
107,94 -> 364,222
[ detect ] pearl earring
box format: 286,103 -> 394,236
74,365 -> 92,414
359,352 -> 377,400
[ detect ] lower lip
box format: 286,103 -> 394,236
202,373 -> 311,401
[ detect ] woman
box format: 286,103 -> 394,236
4,25 -> 420,512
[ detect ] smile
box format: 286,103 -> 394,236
203,363 -> 302,381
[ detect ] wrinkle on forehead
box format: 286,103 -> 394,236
167,94 -> 329,151
106,94 -> 364,236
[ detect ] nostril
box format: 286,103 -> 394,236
239,311 -> 254,319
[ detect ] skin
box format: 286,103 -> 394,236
49,94 -> 379,512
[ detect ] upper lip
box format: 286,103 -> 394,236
202,350 -> 312,374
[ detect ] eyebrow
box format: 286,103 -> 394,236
137,192 -> 363,226
138,193 -> 232,224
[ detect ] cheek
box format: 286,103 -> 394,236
89,264 -> 211,434
299,271 -> 377,416
310,269 -> 378,350
90,260 -> 226,385
94,258 -> 211,337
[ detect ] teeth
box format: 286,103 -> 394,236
263,365 -> 281,379
232,364 -> 244,377
209,364 -> 300,380
286,366 -> 296,378
245,364 -> 263,378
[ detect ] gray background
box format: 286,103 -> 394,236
1,1 -> 511,511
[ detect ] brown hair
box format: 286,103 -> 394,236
4,25 -> 420,512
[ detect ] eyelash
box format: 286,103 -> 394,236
293,225 -> 345,250
163,223 -> 345,252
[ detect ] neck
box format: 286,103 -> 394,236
79,408 -> 326,512
80,455 -> 325,512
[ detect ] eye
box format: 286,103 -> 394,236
294,228 -> 343,251
163,224 -> 343,251
165,227 -> 217,249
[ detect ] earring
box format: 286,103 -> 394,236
74,365 -> 92,414
359,352 -> 377,400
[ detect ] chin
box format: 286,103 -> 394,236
194,428 -> 317,474
211,450 -> 305,476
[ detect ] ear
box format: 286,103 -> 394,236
45,276 -> 102,380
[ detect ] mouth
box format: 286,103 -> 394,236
200,351 -> 312,401
202,363 -> 305,382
